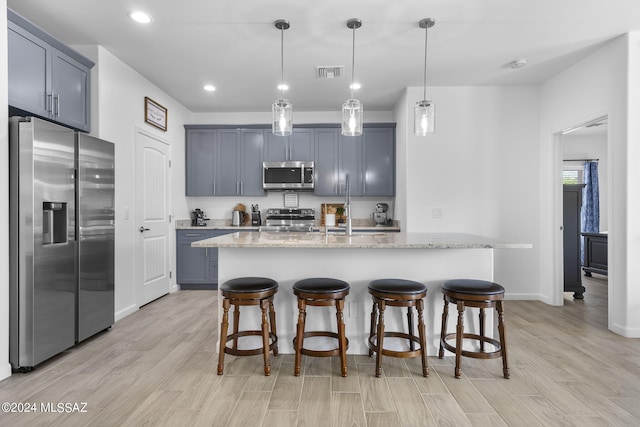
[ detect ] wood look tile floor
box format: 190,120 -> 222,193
1,274 -> 638,426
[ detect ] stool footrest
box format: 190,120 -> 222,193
293,331 -> 349,358
368,332 -> 424,359
223,331 -> 278,357
441,333 -> 502,359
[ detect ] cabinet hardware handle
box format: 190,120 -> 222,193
185,233 -> 201,237
54,93 -> 60,117
47,93 -> 53,114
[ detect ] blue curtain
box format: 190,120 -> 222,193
581,161 -> 599,264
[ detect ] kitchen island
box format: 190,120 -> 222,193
193,231 -> 529,356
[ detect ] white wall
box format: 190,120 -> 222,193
74,46 -> 192,319
539,34 -> 640,336
397,86 -> 541,299
0,0 -> 12,382
562,133 -> 608,230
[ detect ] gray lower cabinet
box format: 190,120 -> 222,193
314,125 -> 396,197
185,128 -> 265,196
8,9 -> 92,132
176,230 -> 235,290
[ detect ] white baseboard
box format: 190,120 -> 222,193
610,322 -> 640,338
0,362 -> 12,381
115,304 -> 138,322
504,292 -> 542,301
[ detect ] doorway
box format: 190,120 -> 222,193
134,128 -> 172,306
558,116 -> 609,312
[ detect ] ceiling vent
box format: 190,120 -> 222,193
316,66 -> 344,79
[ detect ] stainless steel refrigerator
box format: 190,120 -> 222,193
9,117 -> 115,370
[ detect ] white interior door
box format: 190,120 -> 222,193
135,129 -> 171,306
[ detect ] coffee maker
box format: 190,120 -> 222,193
373,203 -> 390,226
191,209 -> 208,226
251,204 -> 262,226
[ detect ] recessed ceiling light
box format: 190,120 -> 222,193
129,11 -> 152,24
508,59 -> 527,69
203,85 -> 216,92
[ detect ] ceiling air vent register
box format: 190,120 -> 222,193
316,66 -> 344,79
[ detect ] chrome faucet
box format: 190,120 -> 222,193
344,173 -> 352,236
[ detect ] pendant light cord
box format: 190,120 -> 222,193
350,25 -> 356,99
280,27 -> 285,99
423,23 -> 428,101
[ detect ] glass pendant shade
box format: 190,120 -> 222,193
414,100 -> 435,135
341,98 -> 363,136
272,98 -> 292,136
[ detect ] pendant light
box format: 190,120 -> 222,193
415,18 -> 435,135
272,19 -> 292,136
341,18 -> 363,136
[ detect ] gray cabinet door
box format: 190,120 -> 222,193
186,129 -> 215,196
264,128 -> 314,161
340,134 -> 363,196
8,21 -> 50,119
314,128 -> 340,196
291,128 -> 315,161
176,230 -> 212,285
363,127 -> 395,196
216,130 -> 241,195
239,130 -> 266,196
51,48 -> 90,131
263,132 -> 289,162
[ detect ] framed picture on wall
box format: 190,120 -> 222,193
144,97 -> 168,131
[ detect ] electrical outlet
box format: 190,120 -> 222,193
432,208 -> 443,218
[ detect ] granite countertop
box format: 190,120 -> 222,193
175,219 -> 401,232
192,231 -> 531,250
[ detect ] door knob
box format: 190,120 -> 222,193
139,226 -> 150,233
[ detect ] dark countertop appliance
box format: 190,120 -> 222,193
260,208 -> 315,232
191,209 -> 208,226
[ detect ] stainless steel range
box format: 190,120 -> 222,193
260,208 -> 315,232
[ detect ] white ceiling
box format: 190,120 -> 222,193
7,0 -> 640,113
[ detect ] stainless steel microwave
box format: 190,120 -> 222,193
263,161 -> 314,190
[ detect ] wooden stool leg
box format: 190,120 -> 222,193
497,300 -> 510,379
455,300 -> 465,379
269,298 -> 278,356
374,300 -> 386,378
260,299 -> 271,376
232,305 -> 240,350
217,298 -> 230,375
368,300 -> 378,357
479,307 -> 485,352
416,299 -> 429,377
407,306 -> 415,351
439,294 -> 448,359
336,298 -> 348,377
294,298 -> 306,376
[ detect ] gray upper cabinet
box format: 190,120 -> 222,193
185,127 -> 265,196
8,10 -> 93,132
264,128 -> 315,161
314,125 -> 395,197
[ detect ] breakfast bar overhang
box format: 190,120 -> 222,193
193,232 -> 530,356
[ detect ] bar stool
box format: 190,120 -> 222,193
439,279 -> 509,379
368,279 -> 429,378
217,277 -> 278,376
293,278 -> 350,377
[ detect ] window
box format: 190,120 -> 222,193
562,167 -> 583,184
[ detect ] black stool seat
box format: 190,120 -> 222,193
217,277 -> 278,377
293,277 -> 350,377
369,278 -> 427,295
367,279 -> 429,378
442,279 -> 504,296
293,278 -> 350,294
221,277 -> 279,293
